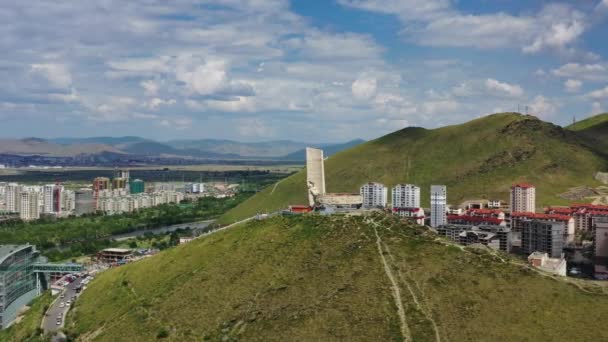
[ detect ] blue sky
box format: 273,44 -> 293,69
1,0 -> 608,142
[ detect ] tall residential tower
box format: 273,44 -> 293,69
510,183 -> 536,213
430,185 -> 447,228
360,182 -> 388,208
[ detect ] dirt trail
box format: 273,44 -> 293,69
373,225 -> 412,341
382,240 -> 441,342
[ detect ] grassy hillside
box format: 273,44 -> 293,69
566,113 -> 608,152
66,214 -> 608,341
220,113 -> 608,223
567,113 -> 608,131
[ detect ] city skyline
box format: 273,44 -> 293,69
1,1 -> 608,141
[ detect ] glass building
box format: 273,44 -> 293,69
0,244 -> 41,329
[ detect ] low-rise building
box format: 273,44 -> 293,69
527,252 -> 566,276
392,207 -> 425,225
437,224 -> 512,252
97,248 -> 132,264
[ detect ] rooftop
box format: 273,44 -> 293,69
101,248 -> 132,254
511,212 -> 572,221
0,244 -> 29,258
511,183 -> 535,189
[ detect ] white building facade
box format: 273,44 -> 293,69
391,184 -> 420,209
510,183 -> 536,213
360,182 -> 388,208
19,191 -> 40,221
430,185 -> 447,228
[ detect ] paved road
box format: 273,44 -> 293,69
43,277 -> 83,334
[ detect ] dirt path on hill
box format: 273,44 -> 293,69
382,239 -> 441,342
372,225 -> 412,341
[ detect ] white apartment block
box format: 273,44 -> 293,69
98,191 -> 185,215
5,183 -> 22,213
19,191 -> 40,221
392,184 -> 420,209
360,182 -> 388,208
510,183 -> 536,213
430,185 -> 447,228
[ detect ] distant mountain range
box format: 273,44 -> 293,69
0,136 -> 365,162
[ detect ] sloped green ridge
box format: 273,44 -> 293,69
66,214 -> 608,341
220,113 -> 608,224
567,112 -> 608,152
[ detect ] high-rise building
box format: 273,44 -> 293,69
93,177 -> 111,209
392,184 -> 420,208
93,177 -> 110,192
129,179 -> 145,194
510,183 -> 536,213
112,178 -> 127,191
306,147 -> 326,206
521,220 -> 564,258
19,191 -> 40,221
360,182 -> 388,208
117,169 -> 130,181
5,184 -> 22,213
75,189 -> 95,215
430,185 -> 447,228
42,184 -> 62,214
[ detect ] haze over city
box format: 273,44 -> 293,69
1,1 -> 608,141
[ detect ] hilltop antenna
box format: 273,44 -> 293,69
525,105 -> 529,115
572,116 -> 576,125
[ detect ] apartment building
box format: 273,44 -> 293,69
510,183 -> 535,213
391,184 -> 420,208
360,182 -> 388,208
521,220 -> 564,258
436,224 -> 512,252
430,185 -> 447,228
19,191 -> 40,221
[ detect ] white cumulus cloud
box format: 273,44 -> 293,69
30,63 -> 72,88
351,76 -> 377,100
485,78 -> 524,97
564,79 -> 582,93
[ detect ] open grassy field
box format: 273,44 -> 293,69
220,113 -> 608,223
65,213 -> 608,341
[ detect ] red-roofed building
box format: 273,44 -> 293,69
289,205 -> 312,214
447,215 -> 506,226
511,212 -> 574,243
545,206 -> 575,216
571,204 -> 608,232
467,209 -> 505,220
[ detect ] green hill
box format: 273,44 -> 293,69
566,113 -> 608,152
66,214 -> 608,341
220,113 -> 608,224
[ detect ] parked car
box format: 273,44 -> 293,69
59,302 -> 65,308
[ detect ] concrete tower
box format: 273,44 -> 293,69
306,147 -> 326,206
